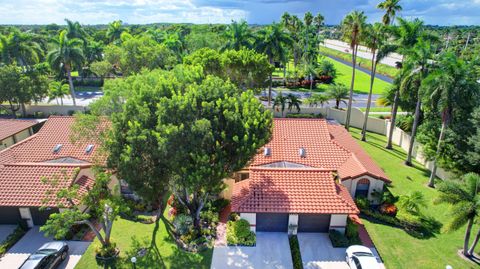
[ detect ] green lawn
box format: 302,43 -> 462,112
75,211 -> 212,268
324,57 -> 391,95
320,46 -> 399,78
349,128 -> 479,269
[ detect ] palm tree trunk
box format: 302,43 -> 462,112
386,89 -> 400,149
345,44 -> 358,130
60,97 -> 64,106
428,119 -> 448,188
283,64 -> 287,86
56,98 -> 59,105
361,50 -> 377,141
20,103 -> 27,118
406,99 -> 422,166
468,227 -> 480,256
463,218 -> 474,257
66,67 -> 77,106
268,73 -> 273,106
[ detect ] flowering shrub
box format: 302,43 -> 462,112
379,203 -> 398,217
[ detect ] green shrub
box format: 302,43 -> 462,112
329,230 -> 349,247
226,219 -> 256,246
212,198 -> 230,212
229,212 -> 240,221
355,197 -> 370,210
173,214 -> 193,235
289,235 -> 303,269
200,210 -> 219,224
286,113 -> 323,119
396,114 -> 414,133
95,242 -> 117,257
0,226 -> 26,255
345,218 -> 358,240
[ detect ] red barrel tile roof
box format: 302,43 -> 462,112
0,119 -> 38,141
0,163 -> 93,207
0,116 -> 104,165
232,167 -> 359,214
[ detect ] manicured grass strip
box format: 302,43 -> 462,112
289,235 -> 303,269
75,211 -> 212,268
320,46 -> 399,78
0,226 -> 27,256
323,57 -> 391,95
348,128 -> 479,269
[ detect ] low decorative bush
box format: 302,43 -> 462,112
329,230 -> 349,247
226,219 -> 256,246
379,203 -> 398,217
200,210 -> 219,224
95,242 -> 118,258
286,113 -> 323,119
211,198 -> 230,212
173,214 -> 193,236
289,235 -> 303,269
0,226 -> 27,256
354,197 -> 370,210
345,218 -> 359,241
229,212 -> 240,221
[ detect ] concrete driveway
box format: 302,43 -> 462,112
0,226 -> 91,269
0,225 -> 17,243
211,232 -> 293,269
297,233 -> 385,269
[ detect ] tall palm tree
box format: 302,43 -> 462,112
64,19 -> 87,43
223,20 -> 254,51
327,84 -> 349,109
341,11 -> 367,130
401,39 -> 435,166
422,52 -> 478,187
385,18 -> 432,149
282,15 -> 304,69
106,20 -> 124,44
377,0 -> 403,26
0,29 -> 43,67
256,23 -> 293,106
361,23 -> 395,141
47,30 -> 84,106
435,173 -> 480,257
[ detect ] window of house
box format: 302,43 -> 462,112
234,172 -> 250,183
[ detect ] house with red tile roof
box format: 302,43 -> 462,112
0,119 -> 42,150
0,116 -> 100,227
228,118 -> 390,234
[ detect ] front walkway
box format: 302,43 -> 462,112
0,226 -> 90,269
297,233 -> 385,269
211,232 -> 293,269
214,204 -> 231,247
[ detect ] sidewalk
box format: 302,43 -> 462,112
214,204 -> 231,246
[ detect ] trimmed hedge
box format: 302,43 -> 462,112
289,235 -> 303,269
286,113 -> 323,119
329,230 -> 349,247
226,219 -> 256,246
0,226 -> 27,256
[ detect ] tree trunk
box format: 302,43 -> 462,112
283,64 -> 287,86
56,98 -> 59,105
60,97 -> 64,106
463,218 -> 474,257
20,103 -> 27,118
345,44 -> 358,131
79,219 -> 106,246
406,98 -> 422,166
66,67 -> 77,106
428,119 -> 448,188
468,227 -> 480,256
386,89 -> 400,149
361,50 -> 377,141
268,73 -> 273,106
8,101 -> 17,119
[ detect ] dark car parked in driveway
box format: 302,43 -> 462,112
19,241 -> 69,269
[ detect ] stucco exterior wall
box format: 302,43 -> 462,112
220,178 -> 235,199
330,214 -> 347,233
240,213 -> 256,232
346,175 -> 384,202
0,136 -> 15,150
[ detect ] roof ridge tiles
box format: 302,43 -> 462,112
2,162 -> 92,168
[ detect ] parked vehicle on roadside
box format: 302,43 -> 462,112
345,245 -> 380,269
19,241 -> 69,269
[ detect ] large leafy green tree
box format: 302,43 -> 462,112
256,23 -> 292,105
341,11 -> 367,130
157,76 -> 271,229
183,48 -> 222,76
377,0 -> 403,26
47,30 -> 84,106
435,173 -> 480,257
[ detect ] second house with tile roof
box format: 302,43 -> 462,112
0,116 -> 105,227
226,118 -> 391,234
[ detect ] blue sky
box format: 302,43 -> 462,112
0,0 -> 479,25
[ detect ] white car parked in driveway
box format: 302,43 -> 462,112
345,245 -> 380,269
